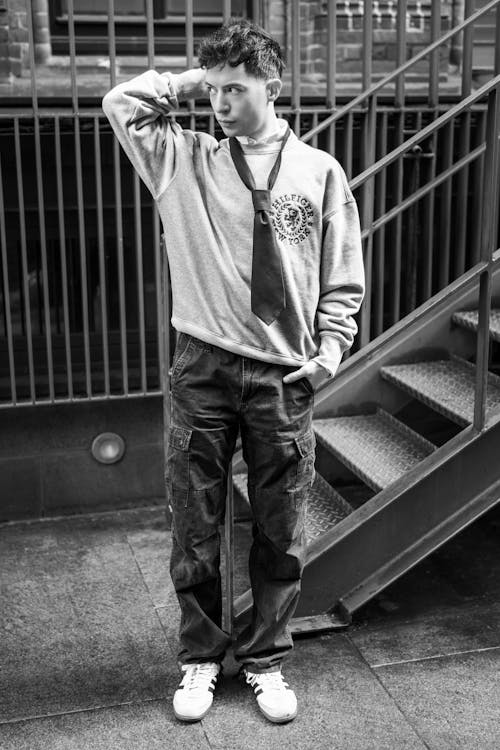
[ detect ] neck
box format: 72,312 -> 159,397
247,110 -> 280,142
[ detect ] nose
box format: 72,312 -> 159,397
213,91 -> 230,114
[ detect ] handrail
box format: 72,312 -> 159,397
350,75 -> 500,191
301,0 -> 500,143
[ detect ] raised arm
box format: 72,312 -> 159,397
102,68 -> 206,199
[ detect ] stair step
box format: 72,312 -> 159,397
380,356 -> 500,426
233,472 -> 352,543
314,410 -> 435,492
452,309 -> 500,343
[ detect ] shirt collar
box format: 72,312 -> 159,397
236,118 -> 288,146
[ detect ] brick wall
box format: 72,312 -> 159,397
0,0 -> 30,80
268,0 -> 454,83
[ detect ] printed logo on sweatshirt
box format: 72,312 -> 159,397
271,194 -> 314,245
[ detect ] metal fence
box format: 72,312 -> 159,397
0,0 -> 499,406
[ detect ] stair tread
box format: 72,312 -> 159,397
233,472 -> 352,543
452,308 -> 500,343
381,356 -> 500,426
314,410 -> 435,492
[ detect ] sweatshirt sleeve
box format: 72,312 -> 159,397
312,195 -> 365,377
102,70 -> 183,199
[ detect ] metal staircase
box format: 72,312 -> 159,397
232,262 -> 500,630
229,6 -> 500,628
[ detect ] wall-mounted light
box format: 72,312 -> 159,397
91,432 -> 126,464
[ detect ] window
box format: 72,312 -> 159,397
50,1 -> 250,55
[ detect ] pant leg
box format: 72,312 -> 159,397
167,334 -> 239,665
233,362 -> 315,671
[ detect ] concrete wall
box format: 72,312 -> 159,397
0,397 -> 165,520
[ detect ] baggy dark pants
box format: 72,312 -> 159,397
167,334 -> 315,672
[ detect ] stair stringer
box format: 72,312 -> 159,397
234,412 -> 500,623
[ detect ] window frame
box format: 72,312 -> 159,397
49,0 -> 252,55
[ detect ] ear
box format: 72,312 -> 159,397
266,78 -> 282,102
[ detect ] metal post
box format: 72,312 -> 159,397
473,84 -> 500,431
224,465 -> 235,636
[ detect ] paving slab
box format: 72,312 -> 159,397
374,648 -> 500,750
0,700 -> 210,750
0,511 -> 176,723
350,596 -> 500,667
200,633 -> 427,750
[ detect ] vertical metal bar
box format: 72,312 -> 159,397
68,0 -> 92,397
461,0 -> 474,97
109,0 -> 128,394
134,172 -> 147,393
223,0 -> 231,21
473,85 -> 499,433
161,233 -> 172,525
224,464 -> 235,636
93,117 -> 110,396
185,0 -> 194,68
54,117 -> 74,399
26,4 -> 54,401
344,110 -> 353,180
359,97 -> 377,347
362,0 -> 373,92
495,2 -> 500,76
421,130 -> 437,300
473,269 -> 491,431
291,0 -> 301,131
185,0 -> 195,123
454,110 -> 471,278
14,119 -> 36,403
145,0 -> 155,69
0,154 -> 16,404
428,0 -> 440,108
311,112 -> 319,149
471,110 -> 487,266
252,0 -> 261,25
374,111 -> 387,337
438,120 -> 454,289
326,0 -> 337,109
391,111 -> 404,325
154,206 -> 164,389
479,87 -> 500,264
395,0 -> 407,108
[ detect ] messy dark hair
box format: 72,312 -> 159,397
197,18 -> 285,80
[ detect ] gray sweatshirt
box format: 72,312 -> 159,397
102,71 -> 365,375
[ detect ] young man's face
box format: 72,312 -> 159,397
204,63 -> 281,141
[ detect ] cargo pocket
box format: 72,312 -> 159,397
166,425 -> 192,507
294,430 -> 316,489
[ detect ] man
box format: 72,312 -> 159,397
103,18 -> 364,725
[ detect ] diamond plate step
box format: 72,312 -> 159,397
233,472 -> 353,543
314,410 -> 435,492
380,356 -> 500,426
452,309 -> 500,343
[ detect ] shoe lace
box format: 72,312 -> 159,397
246,671 -> 289,693
181,663 -> 218,694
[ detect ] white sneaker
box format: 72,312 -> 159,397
243,668 -> 298,723
173,662 -> 221,722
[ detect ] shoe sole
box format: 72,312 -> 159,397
173,706 -> 212,723
259,706 -> 298,724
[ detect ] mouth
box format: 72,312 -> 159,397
218,120 -> 236,127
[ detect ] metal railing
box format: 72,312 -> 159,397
0,0 -> 499,407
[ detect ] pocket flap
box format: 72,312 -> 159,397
295,430 -> 315,458
168,425 -> 192,451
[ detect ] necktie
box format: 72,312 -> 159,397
229,127 -> 290,325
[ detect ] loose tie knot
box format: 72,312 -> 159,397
252,189 -> 272,213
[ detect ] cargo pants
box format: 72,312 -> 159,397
167,333 -> 315,672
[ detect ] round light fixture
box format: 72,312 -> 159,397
91,432 -> 126,464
